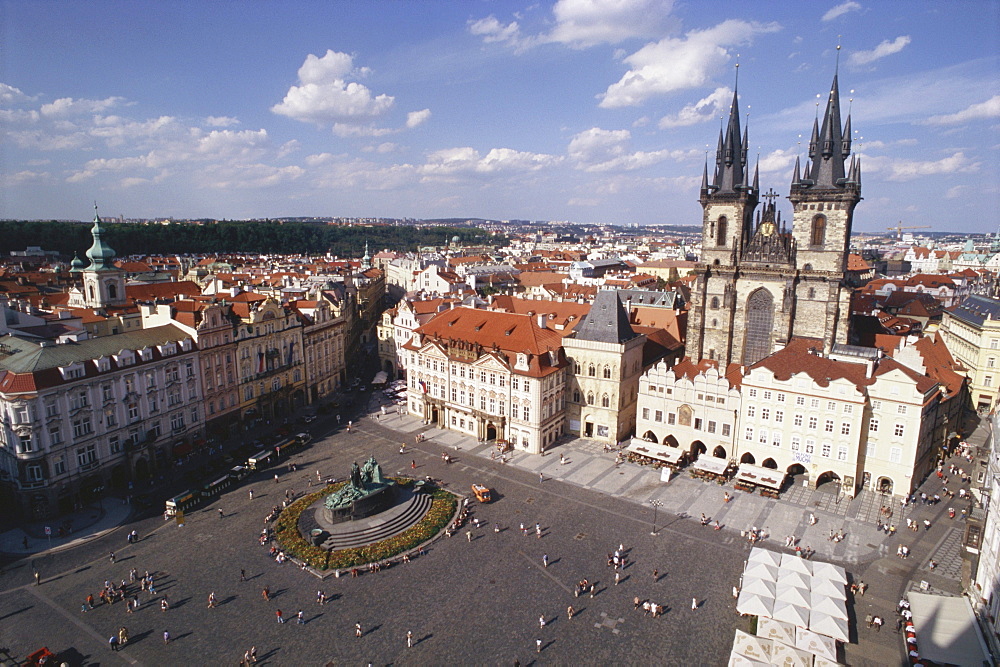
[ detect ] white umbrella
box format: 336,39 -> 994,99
748,547 -> 783,567
772,600 -> 810,628
745,562 -> 780,582
795,626 -> 838,661
776,570 -> 811,590
728,652 -> 769,667
811,561 -> 848,585
810,592 -> 849,620
809,610 -> 849,642
741,576 -> 777,598
771,640 -> 814,667
813,657 -> 843,667
780,553 -> 813,575
810,576 -> 847,599
776,584 -> 811,607
733,630 -> 774,663
737,592 -> 775,617
757,616 -> 797,646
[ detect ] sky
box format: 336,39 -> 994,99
1,0 -> 999,232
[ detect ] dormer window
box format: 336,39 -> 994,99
95,357 -> 111,373
59,363 -> 86,380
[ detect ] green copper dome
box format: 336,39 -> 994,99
85,204 -> 117,271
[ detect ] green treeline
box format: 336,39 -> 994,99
0,220 -> 499,258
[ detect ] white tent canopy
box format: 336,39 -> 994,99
776,570 -> 812,590
727,652 -> 768,667
748,547 -> 782,567
734,463 -> 786,490
693,455 -> 729,476
757,617 -> 797,646
744,562 -> 780,582
795,626 -> 838,662
776,584 -> 811,607
732,630 -> 773,663
741,577 -> 777,598
811,561 -> 847,585
771,641 -> 814,667
736,592 -> 775,617
626,438 -> 685,465
907,592 -> 991,667
810,593 -> 849,620
809,611 -> 849,642
772,600 -> 810,628
810,576 -> 848,599
779,552 -> 813,575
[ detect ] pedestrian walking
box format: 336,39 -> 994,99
539,615 -> 546,629
208,591 -> 217,608
109,551 -> 116,563
542,554 -> 548,568
567,605 -> 574,619
691,597 -> 698,611
240,568 -> 246,582
109,635 -> 119,652
297,609 -> 304,625
262,586 -> 270,601
536,523 -> 542,539
536,638 -> 542,653
615,571 -> 620,585
163,630 -> 170,644
411,460 -> 416,469
355,622 -> 363,638
161,598 -> 169,612
276,609 -> 284,624
33,571 -> 40,586
249,489 -> 253,500
634,596 -> 641,610
466,530 -> 473,542
218,508 -> 224,518
652,569 -> 658,582
407,630 -> 413,648
539,472 -> 544,484
589,583 -> 596,598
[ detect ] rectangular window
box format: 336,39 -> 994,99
747,406 -> 756,418
722,423 -> 731,437
810,398 -> 820,408
774,410 -> 783,423
824,419 -> 834,433
45,400 -> 59,417
791,436 -> 800,451
821,442 -> 831,458
841,422 -> 850,436
451,388 -> 457,402
642,407 -> 650,420
48,425 -> 62,445
694,418 -> 703,430
76,444 -> 97,469
708,420 -> 716,434
522,406 -> 530,420
837,445 -> 848,461
808,416 -> 818,430
489,373 -> 496,385
480,396 -> 487,411
772,432 -> 781,447
748,388 -> 757,398
499,375 -> 506,387
866,442 -> 876,457
796,396 -> 805,406
72,418 -> 93,438
102,385 -> 114,402
25,464 -> 43,482
758,429 -> 768,444
869,418 -> 879,432
777,393 -> 785,403
761,408 -> 770,421
871,400 -> 881,411
985,376 -> 993,388
894,423 -> 905,437
170,413 -> 185,432
53,455 -> 66,475
843,404 -> 853,415
763,391 -> 772,401
512,377 -> 519,390
745,427 -> 754,441
827,401 -> 836,411
889,447 -> 902,464
109,436 -> 122,455
805,439 -> 815,454
106,411 -> 117,428
794,414 -> 803,427
499,401 -> 505,416
897,404 -> 907,415
655,410 -> 663,422
190,406 -> 199,423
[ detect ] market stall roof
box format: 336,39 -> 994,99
692,455 -> 729,475
776,570 -> 812,591
732,630 -> 772,664
811,561 -> 848,585
794,627 -> 838,662
810,575 -> 847,599
372,371 -> 388,385
748,547 -> 782,567
744,561 -> 779,582
626,439 -> 685,464
809,593 -> 848,620
740,576 -> 776,598
756,617 -> 797,646
770,640 -> 813,667
727,652 -> 768,667
907,592 -> 991,667
772,600 -> 810,628
779,552 -> 813,576
775,584 -> 811,607
736,592 -> 774,617
808,611 -> 849,642
735,463 -> 786,490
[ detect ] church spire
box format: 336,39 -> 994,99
712,84 -> 746,194
85,203 -> 117,271
802,74 -> 850,189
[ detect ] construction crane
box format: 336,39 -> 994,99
886,222 -> 931,240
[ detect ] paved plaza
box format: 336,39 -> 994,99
0,397 -> 981,665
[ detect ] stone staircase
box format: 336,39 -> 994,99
320,491 -> 432,550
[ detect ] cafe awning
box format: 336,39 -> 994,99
735,463 -> 786,491
626,438 -> 685,465
692,455 -> 729,476
907,592 -> 991,667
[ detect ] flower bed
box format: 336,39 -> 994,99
273,478 -> 457,570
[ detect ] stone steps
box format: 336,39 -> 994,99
320,492 -> 432,550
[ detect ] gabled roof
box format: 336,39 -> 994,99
572,289 -> 638,344
947,294 -> 1000,327
415,307 -> 563,357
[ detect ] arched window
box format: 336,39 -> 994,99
808,287 -> 816,299
716,216 -> 728,247
107,283 -> 118,300
573,361 -> 580,374
601,394 -> 610,408
587,392 -> 594,405
573,390 -> 581,403
710,296 -> 720,310
743,288 -> 775,366
588,364 -> 596,377
603,366 -> 611,379
811,215 -> 826,245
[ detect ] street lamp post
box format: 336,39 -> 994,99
649,499 -> 662,536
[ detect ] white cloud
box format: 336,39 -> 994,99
945,185 -> 967,199
757,148 -> 797,174
420,146 -> 561,178
362,142 -> 399,154
271,50 -> 394,128
848,36 -> 911,67
0,83 -> 34,104
568,127 -> 685,172
205,116 -> 240,127
548,0 -> 676,48
925,95 -> 1000,125
658,87 -> 731,128
599,20 -> 780,108
332,123 -> 397,138
406,109 -> 431,129
867,151 -> 980,181
468,15 -> 523,45
39,96 -> 126,117
0,170 -> 48,187
822,2 -> 861,22
305,153 -> 336,166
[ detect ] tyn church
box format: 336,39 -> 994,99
685,74 -> 862,367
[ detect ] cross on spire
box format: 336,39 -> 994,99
762,188 -> 780,206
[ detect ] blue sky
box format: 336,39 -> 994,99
2,1 -> 998,231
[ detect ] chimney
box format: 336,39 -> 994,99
537,314 -> 546,329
